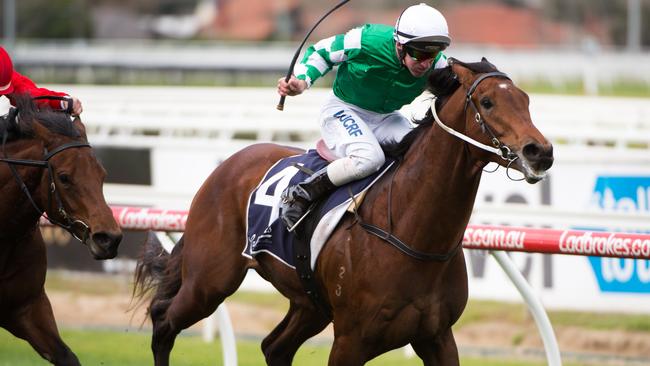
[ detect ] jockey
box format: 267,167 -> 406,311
277,3 -> 451,228
0,46 -> 83,115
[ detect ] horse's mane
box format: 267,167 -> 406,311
383,58 -> 500,158
0,94 -> 80,142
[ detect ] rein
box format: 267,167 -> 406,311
352,159 -> 464,262
353,72 -> 518,262
0,107 -> 92,242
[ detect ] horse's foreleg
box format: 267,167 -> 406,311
327,335 -> 368,366
261,301 -> 329,366
410,328 -> 460,366
5,291 -> 80,366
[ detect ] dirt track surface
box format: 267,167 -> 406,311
44,271 -> 650,365
48,290 -> 650,364
48,291 -> 334,339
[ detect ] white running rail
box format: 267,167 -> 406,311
3,86 -> 646,153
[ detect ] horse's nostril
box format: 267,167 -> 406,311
522,143 -> 541,159
523,143 -> 554,171
92,232 -> 123,247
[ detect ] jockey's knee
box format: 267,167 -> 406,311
350,152 -> 385,177
327,152 -> 385,186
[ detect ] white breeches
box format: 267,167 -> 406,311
319,93 -> 412,186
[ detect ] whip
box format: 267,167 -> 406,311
277,0 -> 352,111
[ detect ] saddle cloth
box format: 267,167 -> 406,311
242,150 -> 394,269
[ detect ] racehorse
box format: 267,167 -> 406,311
0,95 -> 122,365
134,58 -> 553,365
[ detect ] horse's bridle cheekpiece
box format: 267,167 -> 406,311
430,66 -> 526,181
0,106 -> 92,243
463,71 -> 517,161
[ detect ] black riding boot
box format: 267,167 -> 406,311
280,167 -> 337,229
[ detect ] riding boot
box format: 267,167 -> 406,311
280,167 -> 337,229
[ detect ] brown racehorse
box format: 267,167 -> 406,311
0,95 -> 122,365
134,58 -> 553,365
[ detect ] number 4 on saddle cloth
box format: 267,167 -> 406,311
243,149 -> 395,270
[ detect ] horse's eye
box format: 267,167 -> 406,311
480,97 -> 493,109
58,173 -> 71,185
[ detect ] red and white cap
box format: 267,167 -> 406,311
0,46 -> 15,95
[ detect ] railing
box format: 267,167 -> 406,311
102,185 -> 650,232
5,86 -> 646,153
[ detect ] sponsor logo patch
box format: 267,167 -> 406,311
333,110 -> 363,137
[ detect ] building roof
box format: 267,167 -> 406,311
443,3 -> 574,47
202,2 -> 609,47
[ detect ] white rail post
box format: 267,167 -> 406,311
202,310 -> 216,342
491,251 -> 562,366
215,304 -> 237,366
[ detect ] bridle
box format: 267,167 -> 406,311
431,71 -> 518,162
357,68 -> 527,261
355,70 -> 534,261
464,72 -> 518,160
430,69 -> 528,181
0,107 -> 92,242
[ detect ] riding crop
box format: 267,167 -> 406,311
276,0 -> 351,111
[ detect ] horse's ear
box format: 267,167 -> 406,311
72,116 -> 88,140
481,57 -> 496,69
450,61 -> 475,87
6,107 -> 20,132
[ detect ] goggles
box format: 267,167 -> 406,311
404,44 -> 446,62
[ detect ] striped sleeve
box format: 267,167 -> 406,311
433,52 -> 448,70
294,26 -> 363,87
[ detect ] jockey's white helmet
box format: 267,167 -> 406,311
394,3 -> 451,47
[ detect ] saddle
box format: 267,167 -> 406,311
243,145 -> 395,316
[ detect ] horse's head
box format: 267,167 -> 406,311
14,97 -> 122,259
434,58 -> 554,183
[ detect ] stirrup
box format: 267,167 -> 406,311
286,206 -> 314,232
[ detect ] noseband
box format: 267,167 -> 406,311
0,108 -> 92,243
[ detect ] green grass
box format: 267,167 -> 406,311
0,328 -> 573,366
32,66 -> 650,98
548,310 -> 650,333
520,78 -> 586,95
43,270 -> 650,335
458,299 -> 650,333
227,291 -> 290,313
519,79 -> 650,97
27,272 -> 650,365
456,300 -> 528,327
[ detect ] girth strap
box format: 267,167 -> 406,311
292,215 -> 333,320
358,221 -> 463,261
352,159 -> 464,262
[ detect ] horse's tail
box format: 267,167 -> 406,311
132,231 -> 184,320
